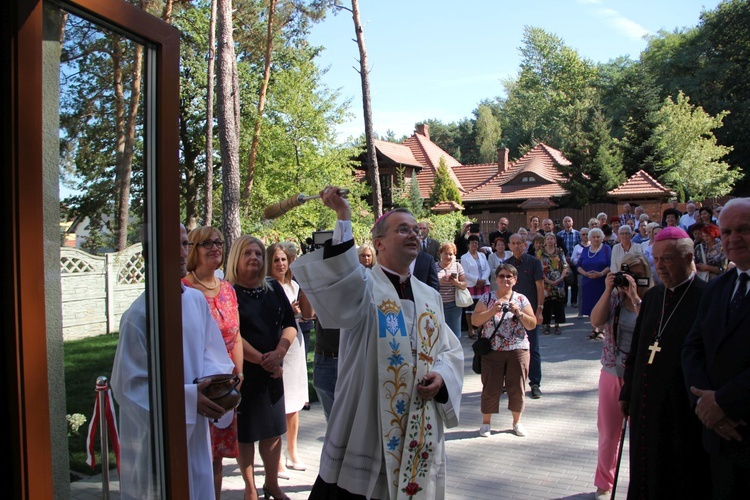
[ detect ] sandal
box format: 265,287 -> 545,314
588,330 -> 598,340
543,325 -> 551,335
554,325 -> 561,335
595,332 -> 605,340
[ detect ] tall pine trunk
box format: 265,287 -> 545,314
242,0 -> 277,202
351,0 -> 382,217
204,0 -> 217,225
217,0 -> 241,249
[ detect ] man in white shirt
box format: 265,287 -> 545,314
680,200 -> 698,230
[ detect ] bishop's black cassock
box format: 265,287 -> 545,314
620,276 -> 711,499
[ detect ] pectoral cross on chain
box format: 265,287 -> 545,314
647,341 -> 662,364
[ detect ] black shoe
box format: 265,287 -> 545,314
302,403 -> 310,411
530,385 -> 542,399
263,485 -> 290,500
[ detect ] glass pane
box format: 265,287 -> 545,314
42,4 -> 157,498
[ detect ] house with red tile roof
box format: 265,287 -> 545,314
355,124 -> 572,224
607,169 -> 676,225
355,124 -> 676,233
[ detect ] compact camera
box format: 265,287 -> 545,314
613,264 -> 650,288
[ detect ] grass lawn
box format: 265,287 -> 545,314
64,331 -> 318,476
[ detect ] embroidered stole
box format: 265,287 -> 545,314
372,265 -> 441,499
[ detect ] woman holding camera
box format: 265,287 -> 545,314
589,253 -> 652,500
472,264 -> 537,438
436,242 -> 467,338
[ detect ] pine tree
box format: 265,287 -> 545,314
428,157 -> 462,208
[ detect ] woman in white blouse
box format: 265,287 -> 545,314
461,234 -> 491,339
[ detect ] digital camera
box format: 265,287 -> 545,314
613,263 -> 650,288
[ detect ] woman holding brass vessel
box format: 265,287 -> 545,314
183,226 -> 244,498
226,235 -> 297,500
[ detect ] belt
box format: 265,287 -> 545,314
315,346 -> 338,359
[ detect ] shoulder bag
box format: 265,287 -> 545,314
471,293 -> 513,374
455,285 -> 473,308
696,244 -> 711,282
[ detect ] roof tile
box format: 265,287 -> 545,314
607,169 -> 675,198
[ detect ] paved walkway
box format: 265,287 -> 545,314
71,306 -> 630,499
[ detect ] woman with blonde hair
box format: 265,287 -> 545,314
590,252 -> 652,500
436,242 -> 467,338
226,236 -> 297,500
183,226 -> 243,498
267,242 -> 310,478
357,243 -> 376,268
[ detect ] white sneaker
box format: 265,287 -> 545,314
513,422 -> 527,437
479,424 -> 491,437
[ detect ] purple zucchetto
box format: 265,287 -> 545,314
654,226 -> 690,241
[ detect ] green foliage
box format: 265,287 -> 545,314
391,167 -> 425,218
561,108 -> 624,205
501,26 -> 598,159
58,15 -> 145,248
641,0 -> 750,193
428,157 -> 462,208
649,91 -> 740,200
474,103 -> 502,163
423,211 -> 466,247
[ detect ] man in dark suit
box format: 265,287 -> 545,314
683,197 -> 750,498
488,216 -> 512,248
411,248 -> 440,291
418,220 -> 441,261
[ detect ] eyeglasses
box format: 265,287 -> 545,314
197,239 -> 224,250
393,225 -> 420,237
496,274 -> 515,280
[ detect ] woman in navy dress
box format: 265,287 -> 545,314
577,228 -> 611,338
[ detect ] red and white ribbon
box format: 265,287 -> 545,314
85,382 -> 121,473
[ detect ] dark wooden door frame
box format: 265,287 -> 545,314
3,0 -> 185,497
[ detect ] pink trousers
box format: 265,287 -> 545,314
594,369 -> 625,492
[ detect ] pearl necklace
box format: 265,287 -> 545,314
587,245 -> 602,258
190,271 -> 219,290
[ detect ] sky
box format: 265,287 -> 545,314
307,0 -> 724,142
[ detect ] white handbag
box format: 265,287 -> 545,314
696,244 -> 711,282
455,286 -> 473,307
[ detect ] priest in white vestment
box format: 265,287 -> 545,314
291,189 -> 464,500
111,225 -> 234,499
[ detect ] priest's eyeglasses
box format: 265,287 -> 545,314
197,239 -> 224,250
394,225 -> 420,237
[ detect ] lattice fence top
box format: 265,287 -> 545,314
118,253 -> 145,285
61,255 -> 96,274
60,247 -> 105,274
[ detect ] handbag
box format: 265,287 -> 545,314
471,293 -> 513,374
455,286 -> 473,308
696,244 -> 711,282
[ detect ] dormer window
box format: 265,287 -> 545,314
521,176 -> 536,183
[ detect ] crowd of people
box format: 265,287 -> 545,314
110,196 -> 749,499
